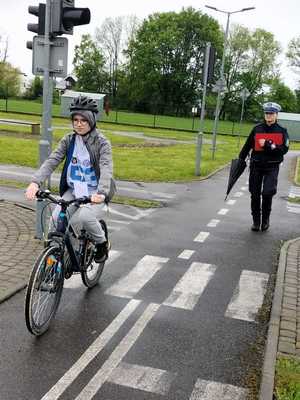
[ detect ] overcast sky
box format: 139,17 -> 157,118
1,0 -> 299,89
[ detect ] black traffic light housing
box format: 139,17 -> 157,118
51,0 -> 90,35
27,4 -> 46,35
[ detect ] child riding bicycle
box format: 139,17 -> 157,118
25,95 -> 115,262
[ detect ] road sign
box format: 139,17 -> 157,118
32,35 -> 68,77
240,88 -> 250,100
212,78 -> 227,93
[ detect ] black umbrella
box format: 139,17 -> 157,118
225,158 -> 247,200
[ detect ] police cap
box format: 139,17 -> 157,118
262,102 -> 281,113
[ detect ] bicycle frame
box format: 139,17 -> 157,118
38,190 -> 91,274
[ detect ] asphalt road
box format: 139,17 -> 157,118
0,152 -> 299,400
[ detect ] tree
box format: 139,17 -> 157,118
286,37 -> 300,70
0,62 -> 21,98
0,34 -> 8,62
124,8 -> 224,115
268,78 -> 297,112
73,34 -> 109,93
95,16 -> 140,100
23,76 -> 43,100
222,25 -> 281,120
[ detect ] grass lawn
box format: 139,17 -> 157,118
1,108 -> 300,182
0,98 -> 254,135
275,357 -> 300,399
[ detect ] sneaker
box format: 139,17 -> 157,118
251,223 -> 260,232
94,241 -> 110,263
261,219 -> 270,232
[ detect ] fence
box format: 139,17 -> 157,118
0,97 -> 253,137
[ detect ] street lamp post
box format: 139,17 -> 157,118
205,5 -> 255,159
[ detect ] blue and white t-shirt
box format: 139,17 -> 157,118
67,135 -> 98,197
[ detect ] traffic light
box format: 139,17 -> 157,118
27,3 -> 46,35
51,0 -> 90,36
207,46 -> 216,83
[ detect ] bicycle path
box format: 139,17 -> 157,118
0,158 -> 299,398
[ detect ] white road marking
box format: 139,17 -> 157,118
41,299 -> 141,400
108,362 -> 175,395
178,250 -> 195,260
234,192 -> 243,197
108,219 -> 131,225
240,186 -> 247,191
107,225 -> 121,231
108,207 -> 155,221
75,303 -> 160,400
189,379 -> 248,399
207,219 -> 220,228
218,208 -> 229,215
64,250 -> 122,290
225,270 -> 269,322
118,186 -> 175,199
194,232 -> 210,243
226,199 -> 236,205
105,255 -> 169,298
163,262 -> 217,310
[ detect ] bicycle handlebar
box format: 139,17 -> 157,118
36,190 -> 91,207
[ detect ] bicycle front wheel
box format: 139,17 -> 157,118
25,246 -> 64,336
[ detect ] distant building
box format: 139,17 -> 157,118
55,75 -> 77,91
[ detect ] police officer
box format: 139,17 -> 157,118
239,102 -> 289,231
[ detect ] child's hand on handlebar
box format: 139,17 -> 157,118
25,182 -> 39,200
91,194 -> 105,204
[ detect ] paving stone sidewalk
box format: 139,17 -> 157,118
0,200 -> 43,303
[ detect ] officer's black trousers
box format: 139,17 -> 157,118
249,164 -> 279,223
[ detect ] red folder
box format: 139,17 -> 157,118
254,133 -> 283,151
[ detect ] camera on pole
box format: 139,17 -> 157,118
51,0 -> 90,36
27,3 -> 46,49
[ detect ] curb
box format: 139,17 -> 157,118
0,283 -> 27,304
259,237 -> 299,400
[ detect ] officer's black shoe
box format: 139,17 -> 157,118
94,241 -> 109,263
251,223 -> 260,232
261,219 -> 270,232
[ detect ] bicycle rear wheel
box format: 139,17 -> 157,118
25,246 -> 64,336
81,220 -> 108,288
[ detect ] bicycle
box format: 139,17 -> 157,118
25,190 -> 109,336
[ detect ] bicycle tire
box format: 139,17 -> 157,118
25,246 -> 64,336
81,220 -> 108,288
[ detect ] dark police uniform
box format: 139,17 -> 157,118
239,119 -> 289,231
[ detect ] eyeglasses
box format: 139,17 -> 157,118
73,118 -> 89,125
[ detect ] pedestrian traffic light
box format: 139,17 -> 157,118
51,0 -> 90,36
27,3 -> 46,36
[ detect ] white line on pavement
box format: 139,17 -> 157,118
178,250 -> 195,260
189,378 -> 248,400
226,199 -> 236,205
117,186 -> 175,199
107,207 -> 155,220
75,303 -> 160,400
163,262 -> 217,310
225,270 -> 269,322
234,192 -> 243,198
194,232 -> 210,243
107,362 -> 176,395
207,219 -> 220,228
41,299 -> 141,400
105,255 -> 169,298
218,209 -> 229,215
64,250 -> 122,290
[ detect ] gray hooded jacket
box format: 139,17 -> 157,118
32,128 -> 115,199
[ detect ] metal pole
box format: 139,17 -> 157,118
36,0 -> 53,239
195,42 -> 211,176
237,96 -> 245,149
211,12 -> 230,160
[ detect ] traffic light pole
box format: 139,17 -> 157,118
36,0 -> 54,239
195,42 -> 211,176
